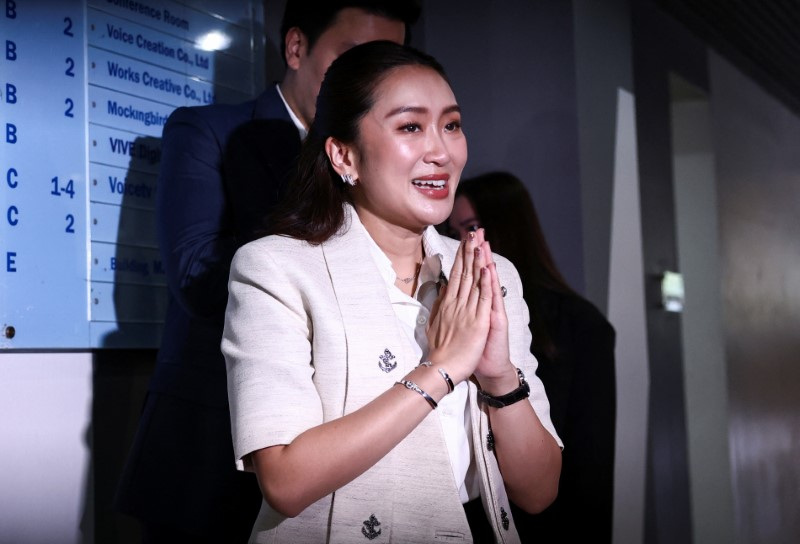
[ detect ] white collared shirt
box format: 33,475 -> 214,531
275,83 -> 308,140
361,221 -> 477,504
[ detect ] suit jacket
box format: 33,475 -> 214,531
115,86 -> 301,538
222,206 -> 561,543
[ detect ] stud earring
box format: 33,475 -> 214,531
341,173 -> 356,186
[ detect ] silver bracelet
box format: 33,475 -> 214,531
396,380 -> 437,409
437,368 -> 455,393
417,360 -> 432,368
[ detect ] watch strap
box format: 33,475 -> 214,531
476,367 -> 530,408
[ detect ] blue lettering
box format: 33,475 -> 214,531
6,168 -> 17,188
107,23 -> 134,44
6,0 -> 17,19
142,71 -> 181,95
107,61 -> 140,83
5,39 -> 16,60
6,251 -> 16,272
6,123 -> 17,143
110,256 -> 150,276
109,137 -> 133,155
7,205 -> 18,225
184,84 -> 198,102
108,176 -> 153,199
163,10 -> 188,30
5,83 -> 16,103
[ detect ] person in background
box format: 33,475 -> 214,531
448,171 -> 616,543
222,41 -> 562,543
114,3 -> 419,543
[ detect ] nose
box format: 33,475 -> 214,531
423,129 -> 451,166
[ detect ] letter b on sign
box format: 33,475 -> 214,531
6,124 -> 17,143
6,1 -> 17,19
5,83 -> 16,104
5,40 -> 16,60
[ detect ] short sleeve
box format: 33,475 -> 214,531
222,241 -> 324,470
495,255 -> 563,449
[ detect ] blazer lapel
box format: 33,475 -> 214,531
320,208 -> 418,413
252,85 -> 294,122
321,214 -> 474,541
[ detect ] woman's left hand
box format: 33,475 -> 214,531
470,229 -> 515,389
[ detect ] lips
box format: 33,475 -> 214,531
411,174 -> 450,199
411,174 -> 449,189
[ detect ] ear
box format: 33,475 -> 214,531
325,137 -> 359,180
284,27 -> 306,71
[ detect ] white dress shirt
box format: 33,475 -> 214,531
361,220 -> 479,503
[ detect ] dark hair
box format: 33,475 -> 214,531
280,0 -> 421,61
456,172 -> 577,357
268,41 -> 448,243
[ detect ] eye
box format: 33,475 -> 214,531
444,120 -> 462,133
466,223 -> 479,233
400,123 -> 421,133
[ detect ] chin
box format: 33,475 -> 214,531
420,209 -> 453,229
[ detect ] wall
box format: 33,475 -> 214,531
0,353 -> 93,544
671,81 -> 735,544
420,0 -> 585,293
709,51 -> 800,544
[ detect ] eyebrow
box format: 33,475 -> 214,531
384,104 -> 461,118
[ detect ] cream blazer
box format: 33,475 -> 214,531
222,206 -> 560,544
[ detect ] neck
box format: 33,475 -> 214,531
356,207 -> 425,278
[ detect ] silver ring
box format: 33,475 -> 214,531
501,286 -> 507,297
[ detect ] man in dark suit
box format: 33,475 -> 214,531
114,3 -> 420,542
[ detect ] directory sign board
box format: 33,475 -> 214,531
1,0 -> 263,348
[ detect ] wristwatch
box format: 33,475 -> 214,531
476,367 -> 530,408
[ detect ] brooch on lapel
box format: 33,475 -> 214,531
378,349 -> 397,373
362,514 -> 382,540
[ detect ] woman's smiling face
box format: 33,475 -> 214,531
348,64 -> 468,233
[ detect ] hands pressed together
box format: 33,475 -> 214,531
426,228 -> 519,395
249,228 -> 561,518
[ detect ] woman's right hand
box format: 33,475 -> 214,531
426,232 -> 494,384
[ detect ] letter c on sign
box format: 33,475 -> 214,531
7,168 -> 18,188
7,205 -> 18,226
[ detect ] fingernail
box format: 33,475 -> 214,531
468,231 -> 475,241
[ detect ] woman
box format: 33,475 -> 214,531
448,172 -> 616,543
222,42 -> 562,543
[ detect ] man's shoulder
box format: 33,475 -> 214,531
167,98 -> 256,128
165,87 -> 285,137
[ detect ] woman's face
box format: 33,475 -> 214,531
349,65 -> 468,232
447,195 -> 481,240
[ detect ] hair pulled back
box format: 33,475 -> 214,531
268,41 -> 448,244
